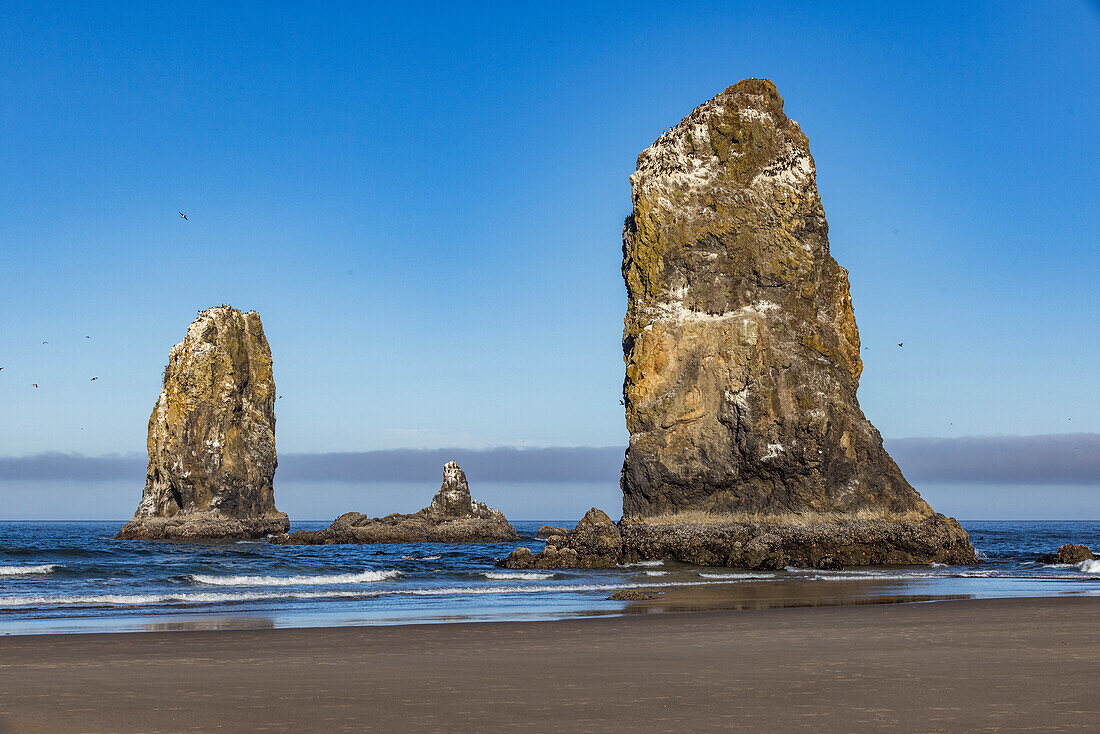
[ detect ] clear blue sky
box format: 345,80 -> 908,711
2,1 -> 1098,458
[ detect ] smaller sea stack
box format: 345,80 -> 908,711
271,461 -> 516,544
116,306 -> 289,540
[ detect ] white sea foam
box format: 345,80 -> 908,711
1077,560 -> 1100,574
401,554 -> 442,561
698,572 -> 775,580
930,562 -> 948,568
645,571 -> 668,576
483,572 -> 555,581
0,580 -> 732,609
190,569 -> 400,586
619,560 -> 664,568
0,564 -> 58,576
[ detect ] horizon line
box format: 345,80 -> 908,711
1,433 -> 1098,485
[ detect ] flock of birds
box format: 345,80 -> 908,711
6,213 -> 194,391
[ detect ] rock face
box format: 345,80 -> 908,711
503,80 -> 974,570
117,306 -> 289,540
272,461 -> 516,544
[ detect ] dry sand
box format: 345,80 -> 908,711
0,596 -> 1096,732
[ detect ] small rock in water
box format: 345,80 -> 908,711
1039,544 -> 1096,564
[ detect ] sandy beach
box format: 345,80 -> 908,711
0,596 -> 1096,732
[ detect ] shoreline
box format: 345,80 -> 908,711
0,596 -> 1096,731
2,575 -> 1096,637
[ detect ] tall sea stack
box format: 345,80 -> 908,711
116,306 -> 289,540
503,79 -> 974,570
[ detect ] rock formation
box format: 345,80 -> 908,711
117,306 -> 289,540
502,509 -> 621,569
503,79 -> 975,569
271,461 -> 516,544
1039,544 -> 1096,564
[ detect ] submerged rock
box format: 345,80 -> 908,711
117,306 -> 289,540
272,461 -> 516,544
505,79 -> 974,570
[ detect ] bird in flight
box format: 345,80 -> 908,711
90,377 -> 98,381
42,341 -> 48,345
179,211 -> 188,220
897,343 -> 903,347
32,384 -> 38,388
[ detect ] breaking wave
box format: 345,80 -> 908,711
0,564 -> 58,576
1078,560 -> 1100,574
0,581 -> 721,610
190,570 -> 400,586
697,572 -> 776,580
619,560 -> 664,568
401,554 -> 442,561
482,572 -> 555,581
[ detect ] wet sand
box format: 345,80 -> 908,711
0,596 -> 1096,732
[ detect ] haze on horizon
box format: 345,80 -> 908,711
1,2 -> 1098,518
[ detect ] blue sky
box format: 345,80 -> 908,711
2,0 -> 1098,461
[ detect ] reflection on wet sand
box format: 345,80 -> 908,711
142,616 -> 276,632
615,579 -> 974,615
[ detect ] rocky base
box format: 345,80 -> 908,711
116,513 -> 290,540
501,509 -> 976,571
271,512 -> 516,545
1038,544 -> 1096,564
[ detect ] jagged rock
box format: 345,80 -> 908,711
272,461 -> 516,544
117,306 -> 289,540
614,78 -> 974,563
1038,544 -> 1096,564
536,525 -> 569,539
500,508 -> 621,569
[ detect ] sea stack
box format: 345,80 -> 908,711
504,80 -> 974,570
116,306 -> 289,540
271,461 -> 516,544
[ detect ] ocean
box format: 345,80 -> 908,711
1,520 -> 1097,635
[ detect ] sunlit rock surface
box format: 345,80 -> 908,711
117,306 -> 289,540
505,79 -> 974,569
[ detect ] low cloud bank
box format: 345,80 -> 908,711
886,434 -> 1100,485
1,435 -> 1098,484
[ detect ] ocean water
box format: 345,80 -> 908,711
0,520 -> 1097,635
